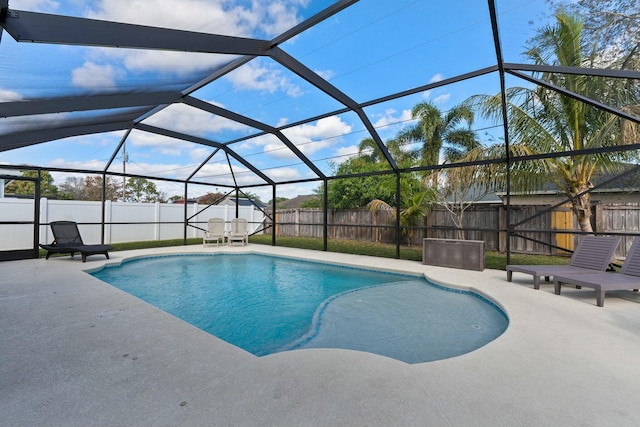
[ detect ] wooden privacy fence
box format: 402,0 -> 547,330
266,203 -> 640,258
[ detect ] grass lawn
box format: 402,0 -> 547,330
245,235 -> 569,271
40,235 -> 570,271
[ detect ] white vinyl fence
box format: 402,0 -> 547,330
0,198 -> 264,251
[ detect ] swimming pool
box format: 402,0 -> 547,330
91,253 -> 508,363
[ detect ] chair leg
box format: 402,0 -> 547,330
554,281 -> 562,295
595,290 -> 605,307
534,276 -> 540,290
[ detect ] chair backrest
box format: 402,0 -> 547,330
621,238 -> 640,277
230,218 -> 247,236
207,218 -> 225,235
50,221 -> 84,246
568,235 -> 621,270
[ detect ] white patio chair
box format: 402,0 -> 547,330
227,218 -> 248,246
203,218 -> 225,247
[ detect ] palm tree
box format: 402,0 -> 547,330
397,101 -> 479,187
357,137 -> 384,163
357,136 -> 415,166
468,12 -> 640,233
367,177 -> 435,246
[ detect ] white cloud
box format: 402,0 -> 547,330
87,0 -> 252,35
315,69 -> 334,81
260,2 -> 302,36
433,94 -> 451,105
264,166 -> 302,181
333,144 -> 360,162
71,62 -> 119,90
430,73 -> 444,83
49,158 -> 106,171
127,131 -> 193,157
143,103 -> 252,138
225,61 -> 302,97
279,116 -> 352,157
372,108 -> 413,129
118,50 -> 229,76
421,73 -> 447,99
239,116 -> 352,160
0,88 -> 23,102
421,90 -> 452,106
190,147 -> 211,162
79,0 -> 303,78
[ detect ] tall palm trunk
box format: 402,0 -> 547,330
570,186 -> 593,233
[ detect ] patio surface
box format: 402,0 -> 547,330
2,244 -> 640,426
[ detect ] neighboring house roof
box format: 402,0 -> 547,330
172,198 -> 198,204
443,185 -> 502,204
278,194 -> 320,209
503,165 -> 640,196
218,197 -> 266,209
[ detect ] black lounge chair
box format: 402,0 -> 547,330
506,235 -> 621,289
40,221 -> 113,262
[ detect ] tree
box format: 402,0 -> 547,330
367,177 -> 436,245
549,0 -> 639,67
397,101 -> 479,187
198,192 -> 226,206
300,197 -> 322,208
267,197 -> 289,209
125,177 -> 165,202
429,147 -> 504,239
327,158 -> 397,209
241,191 -> 263,204
57,176 -> 86,200
83,175 -> 121,201
4,170 -> 58,198
468,12 -> 640,232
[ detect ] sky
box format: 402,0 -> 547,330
0,0 -> 556,202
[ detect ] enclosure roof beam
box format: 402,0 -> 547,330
183,96 -> 327,179
270,46 -> 402,171
1,10 -> 271,55
188,147 -> 221,181
103,129 -> 132,173
505,63 -> 640,80
509,70 -> 640,124
269,47 -> 398,171
0,91 -> 183,117
218,65 -> 500,147
182,96 -> 271,133
134,123 -> 274,185
0,0 -> 7,43
0,120 -> 131,152
270,0 -> 358,46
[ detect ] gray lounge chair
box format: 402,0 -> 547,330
554,238 -> 640,307
506,235 -> 621,289
40,221 -> 113,262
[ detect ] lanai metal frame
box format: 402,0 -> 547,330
1,0 -> 639,261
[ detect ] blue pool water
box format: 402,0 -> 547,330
91,254 -> 508,363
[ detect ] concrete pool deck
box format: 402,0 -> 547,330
2,244 -> 640,426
